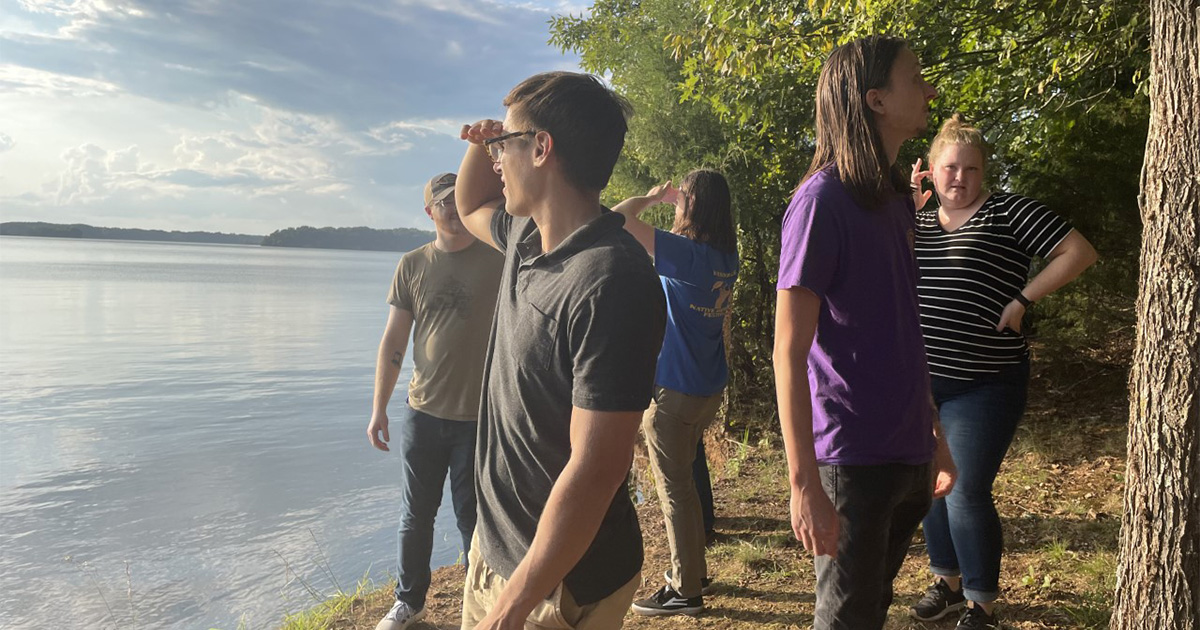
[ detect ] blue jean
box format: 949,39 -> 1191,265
923,359 -> 1029,603
393,404 -> 477,610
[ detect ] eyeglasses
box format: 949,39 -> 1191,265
483,130 -> 535,163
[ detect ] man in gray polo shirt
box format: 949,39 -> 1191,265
454,72 -> 666,630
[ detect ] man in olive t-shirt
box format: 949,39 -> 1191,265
367,172 -> 503,630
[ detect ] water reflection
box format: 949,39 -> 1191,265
0,237 -> 465,629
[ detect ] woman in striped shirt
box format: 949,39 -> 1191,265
907,114 -> 1098,630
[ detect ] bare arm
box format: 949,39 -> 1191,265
996,229 -> 1099,332
1024,229 -> 1099,301
456,119 -> 506,250
773,287 -> 839,557
368,306 -> 415,451
472,407 -> 641,630
929,401 -> 956,498
612,181 -> 677,255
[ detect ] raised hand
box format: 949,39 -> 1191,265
646,181 -> 679,205
460,119 -> 505,145
910,158 -> 934,210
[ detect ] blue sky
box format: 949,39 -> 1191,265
0,0 -> 586,234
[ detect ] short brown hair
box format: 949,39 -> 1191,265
800,36 -> 911,209
503,72 -> 633,193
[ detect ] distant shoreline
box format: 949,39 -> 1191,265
1,221 -> 435,253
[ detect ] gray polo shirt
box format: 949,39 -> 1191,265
475,206 -> 666,605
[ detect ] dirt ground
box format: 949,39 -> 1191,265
321,338 -> 1129,630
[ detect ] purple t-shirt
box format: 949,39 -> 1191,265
777,169 -> 935,466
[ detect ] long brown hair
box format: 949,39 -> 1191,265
800,35 -> 911,209
672,169 -> 737,254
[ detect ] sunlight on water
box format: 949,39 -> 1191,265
0,237 -> 467,630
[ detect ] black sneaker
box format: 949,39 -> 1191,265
957,604 -> 1001,630
631,584 -> 703,616
910,579 -> 966,621
663,569 -> 715,595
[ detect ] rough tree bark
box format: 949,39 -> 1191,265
1111,0 -> 1200,628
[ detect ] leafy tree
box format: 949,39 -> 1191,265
552,0 -> 1148,415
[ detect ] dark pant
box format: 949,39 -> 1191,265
923,359 -> 1029,603
693,440 -> 715,535
393,405 -> 477,610
814,463 -> 933,630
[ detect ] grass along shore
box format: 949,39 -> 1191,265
284,336 -> 1129,630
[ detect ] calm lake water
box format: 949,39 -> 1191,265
0,236 -> 466,630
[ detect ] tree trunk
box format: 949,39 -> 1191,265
1111,0 -> 1200,628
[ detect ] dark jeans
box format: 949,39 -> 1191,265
923,359 -> 1029,603
393,405 -> 477,610
694,440 -> 715,534
814,463 -> 933,630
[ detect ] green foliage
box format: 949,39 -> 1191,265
1013,95 -> 1146,348
552,0 -> 1148,418
261,225 -> 433,252
277,575 -> 376,630
1,221 -> 262,244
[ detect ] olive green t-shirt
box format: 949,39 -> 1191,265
387,240 -> 503,421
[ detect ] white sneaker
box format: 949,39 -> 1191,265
375,599 -> 427,630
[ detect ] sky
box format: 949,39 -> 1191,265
0,0 -> 586,235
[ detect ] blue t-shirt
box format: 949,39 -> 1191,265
653,229 -> 739,397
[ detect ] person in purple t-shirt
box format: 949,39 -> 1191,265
772,35 -> 957,630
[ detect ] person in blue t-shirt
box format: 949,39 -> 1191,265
613,169 -> 739,617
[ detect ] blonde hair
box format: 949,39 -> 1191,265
928,113 -> 989,170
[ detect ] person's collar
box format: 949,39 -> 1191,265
517,208 -> 624,266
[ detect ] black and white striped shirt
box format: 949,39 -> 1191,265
915,192 -> 1073,380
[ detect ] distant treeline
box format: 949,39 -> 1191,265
1,222 -> 436,252
0,221 -> 262,245
261,226 -> 433,252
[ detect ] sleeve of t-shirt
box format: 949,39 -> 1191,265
490,203 -> 515,252
568,271 -> 667,412
386,259 -> 411,310
1005,195 -> 1073,259
776,193 -> 840,298
654,230 -> 709,286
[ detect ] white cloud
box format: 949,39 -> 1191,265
53,142 -> 133,204
364,119 -> 462,155
0,0 -> 583,233
48,107 -> 350,205
16,0 -> 146,36
0,64 -> 120,97
0,133 -> 14,152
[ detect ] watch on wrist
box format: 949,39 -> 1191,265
1014,292 -> 1033,308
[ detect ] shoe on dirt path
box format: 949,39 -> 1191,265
375,599 -> 426,630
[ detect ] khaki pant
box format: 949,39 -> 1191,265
642,385 -> 723,598
460,534 -> 640,630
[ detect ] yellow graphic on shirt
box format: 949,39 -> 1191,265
688,279 -> 733,318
